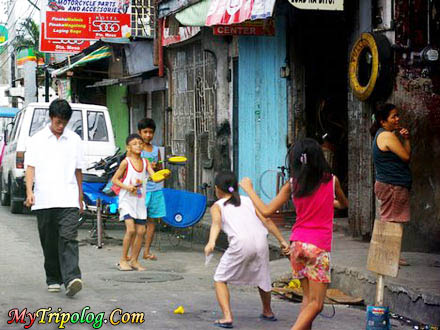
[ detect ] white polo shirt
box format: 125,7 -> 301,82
25,125 -> 86,210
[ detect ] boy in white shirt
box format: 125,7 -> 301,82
25,99 -> 85,297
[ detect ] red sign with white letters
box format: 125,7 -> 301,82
43,0 -> 131,40
45,12 -> 131,40
213,20 -> 275,36
40,23 -> 92,53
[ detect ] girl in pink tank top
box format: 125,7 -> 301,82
240,138 -> 348,330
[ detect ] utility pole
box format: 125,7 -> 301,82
44,54 -> 49,102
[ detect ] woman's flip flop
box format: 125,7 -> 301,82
259,314 -> 277,321
214,320 -> 233,328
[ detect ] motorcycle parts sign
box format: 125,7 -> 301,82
43,0 -> 131,40
40,23 -> 92,53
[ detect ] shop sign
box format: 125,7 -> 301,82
43,0 -> 131,40
40,23 -> 92,53
213,20 -> 275,36
162,25 -> 201,47
288,0 -> 344,11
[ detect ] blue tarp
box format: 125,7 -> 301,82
0,107 -> 18,118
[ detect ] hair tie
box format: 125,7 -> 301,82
300,153 -> 307,165
228,187 -> 234,193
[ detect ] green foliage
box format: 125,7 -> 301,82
14,18 -> 43,62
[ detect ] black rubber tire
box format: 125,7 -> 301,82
349,32 -> 393,101
10,183 -> 23,214
0,174 -> 10,206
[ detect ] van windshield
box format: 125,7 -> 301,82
30,108 -> 83,139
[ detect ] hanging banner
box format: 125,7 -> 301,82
287,0 -> 344,11
213,20 -> 275,36
43,0 -> 131,40
206,0 -> 275,26
162,25 -> 201,47
40,23 -> 92,53
0,25 -> 8,54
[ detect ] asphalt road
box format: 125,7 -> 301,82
0,206 -> 412,330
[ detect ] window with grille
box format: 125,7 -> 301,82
131,0 -> 155,37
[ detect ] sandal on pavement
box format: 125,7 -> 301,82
259,314 -> 277,321
143,254 -> 157,261
399,259 -> 410,266
117,263 -> 133,271
129,262 -> 146,271
214,320 -> 233,328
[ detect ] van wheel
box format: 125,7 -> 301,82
10,184 -> 23,214
0,176 -> 10,206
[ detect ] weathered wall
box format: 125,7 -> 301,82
388,0 -> 440,252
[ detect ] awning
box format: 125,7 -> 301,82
175,0 -> 211,26
86,70 -> 159,88
0,107 -> 19,118
51,46 -> 112,77
206,0 -> 275,26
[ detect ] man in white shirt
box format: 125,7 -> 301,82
25,99 -> 85,297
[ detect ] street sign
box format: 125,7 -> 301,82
43,0 -> 132,40
367,219 -> 403,278
40,23 -> 92,53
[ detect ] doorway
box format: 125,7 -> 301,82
300,11 -> 349,195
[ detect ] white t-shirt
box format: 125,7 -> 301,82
25,125 -> 86,210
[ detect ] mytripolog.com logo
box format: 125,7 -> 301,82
7,306 -> 145,329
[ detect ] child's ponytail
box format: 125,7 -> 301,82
215,171 -> 241,207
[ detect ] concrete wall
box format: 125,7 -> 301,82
106,85 -> 129,150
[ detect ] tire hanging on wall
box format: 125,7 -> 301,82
349,32 -> 393,101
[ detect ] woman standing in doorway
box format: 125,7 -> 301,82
371,103 -> 412,266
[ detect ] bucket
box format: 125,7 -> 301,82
366,306 -> 391,330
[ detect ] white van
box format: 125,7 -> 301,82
0,102 -> 116,214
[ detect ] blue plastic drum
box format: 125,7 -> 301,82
82,181 -> 119,214
162,188 -> 207,228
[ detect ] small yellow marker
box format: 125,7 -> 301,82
288,279 -> 301,289
173,306 -> 184,314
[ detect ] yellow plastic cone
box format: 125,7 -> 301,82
288,279 -> 301,289
173,306 -> 184,314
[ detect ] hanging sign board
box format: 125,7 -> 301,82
43,0 -> 132,40
162,25 -> 201,47
40,23 -> 92,53
288,0 -> 344,11
213,20 -> 275,36
367,220 -> 403,278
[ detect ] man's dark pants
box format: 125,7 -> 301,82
36,207 -> 81,287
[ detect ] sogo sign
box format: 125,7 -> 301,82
43,0 -> 131,40
40,23 -> 92,53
